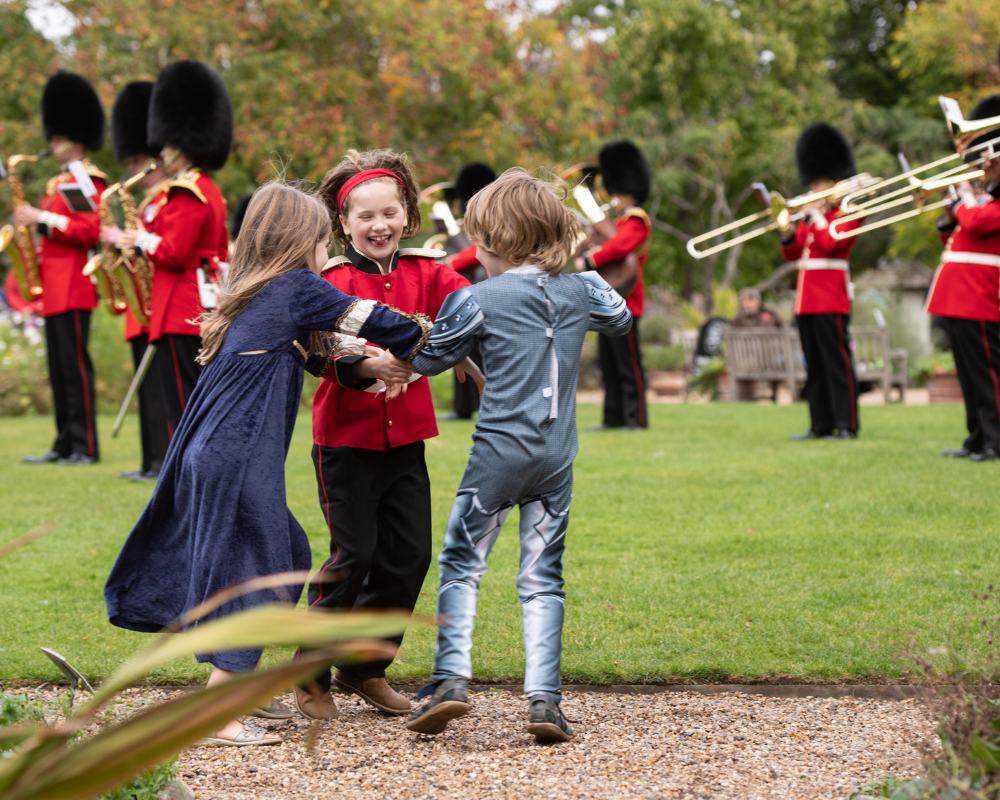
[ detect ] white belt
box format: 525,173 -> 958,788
941,251 -> 1000,269
798,259 -> 849,271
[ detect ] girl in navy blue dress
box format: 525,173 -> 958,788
104,183 -> 427,745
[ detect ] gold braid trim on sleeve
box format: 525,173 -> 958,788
334,298 -> 361,334
319,354 -> 336,379
382,305 -> 433,362
292,340 -> 309,359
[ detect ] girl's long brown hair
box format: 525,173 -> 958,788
317,149 -> 422,246
198,182 -> 332,365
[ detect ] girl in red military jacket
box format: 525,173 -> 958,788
926,95 -> 1000,460
781,123 -> 862,441
19,72 -> 106,466
111,60 -> 232,444
295,149 -> 482,721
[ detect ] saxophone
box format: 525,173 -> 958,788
1,151 -> 50,301
112,162 -> 160,326
83,180 -> 128,315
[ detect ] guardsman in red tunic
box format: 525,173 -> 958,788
115,60 -> 232,442
781,123 -> 862,441
926,95 -> 1000,461
294,149 -> 476,722
442,162 -> 495,419
19,72 -> 107,465
578,140 -> 653,430
101,81 -> 170,481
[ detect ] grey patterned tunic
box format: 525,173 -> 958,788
411,266 -> 631,513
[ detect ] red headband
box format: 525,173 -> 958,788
336,169 -> 405,211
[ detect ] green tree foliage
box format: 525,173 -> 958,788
891,0 -> 1000,111
62,0 -> 610,196
567,0 -> 849,300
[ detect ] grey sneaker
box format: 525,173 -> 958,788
526,695 -> 574,742
404,677 -> 470,734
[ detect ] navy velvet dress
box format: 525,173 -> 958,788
104,268 -> 423,672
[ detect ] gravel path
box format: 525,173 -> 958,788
170,688 -> 933,799
8,685 -> 934,799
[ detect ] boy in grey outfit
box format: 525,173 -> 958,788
406,170 -> 632,742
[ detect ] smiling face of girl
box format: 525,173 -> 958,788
340,179 -> 407,269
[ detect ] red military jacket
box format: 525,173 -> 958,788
135,169 -> 228,342
450,244 -> 479,271
36,160 -> 107,317
781,208 -> 860,316
312,245 -> 469,451
926,190 -> 1000,321
586,207 -> 652,317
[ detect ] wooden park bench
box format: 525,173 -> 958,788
725,325 -> 907,403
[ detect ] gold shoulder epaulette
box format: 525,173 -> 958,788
622,207 -> 652,229
45,174 -> 65,197
398,247 -> 448,259
166,169 -> 207,204
322,255 -> 352,273
82,159 -> 107,181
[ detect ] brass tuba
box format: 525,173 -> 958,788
1,151 -> 51,301
112,162 -> 160,325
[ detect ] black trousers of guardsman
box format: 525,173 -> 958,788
130,334 -> 170,473
45,309 -> 99,459
304,441 -> 432,690
452,340 -> 483,418
599,315 -> 647,428
796,313 -> 859,436
945,317 -> 1000,455
153,333 -> 201,441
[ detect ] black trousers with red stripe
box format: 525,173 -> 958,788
945,317 -> 1000,454
796,313 -> 859,435
130,334 -> 170,473
305,441 -> 432,689
44,309 -> 98,459
599,315 -> 647,428
152,334 -> 201,441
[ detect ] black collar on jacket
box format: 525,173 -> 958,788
345,243 -> 398,275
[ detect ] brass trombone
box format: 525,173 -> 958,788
829,97 -> 1000,240
684,173 -> 878,259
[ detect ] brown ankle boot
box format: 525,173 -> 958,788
333,671 -> 411,716
293,686 -> 339,721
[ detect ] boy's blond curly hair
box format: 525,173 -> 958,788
463,168 -> 581,275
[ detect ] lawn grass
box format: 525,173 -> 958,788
0,402 -> 997,686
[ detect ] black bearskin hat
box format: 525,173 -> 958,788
230,193 -> 253,241
795,123 -> 856,185
966,94 -> 1000,156
455,162 -> 497,212
112,81 -> 161,161
599,140 -> 652,204
149,60 -> 233,171
42,70 -> 105,151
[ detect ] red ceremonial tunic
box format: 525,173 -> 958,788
926,192 -> 1000,321
312,246 -> 469,451
781,208 -> 860,316
450,245 -> 480,272
36,161 -> 107,317
124,315 -> 148,342
588,208 -> 651,317
137,169 -> 228,342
